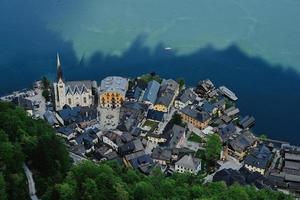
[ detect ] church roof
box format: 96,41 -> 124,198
65,80 -> 94,95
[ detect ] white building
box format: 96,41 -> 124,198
175,154 -> 201,175
53,54 -> 97,110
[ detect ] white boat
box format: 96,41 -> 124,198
164,47 -> 172,51
219,86 -> 238,101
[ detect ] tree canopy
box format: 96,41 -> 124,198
0,102 -> 71,199
43,161 -> 293,200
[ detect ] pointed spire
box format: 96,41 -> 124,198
57,53 -> 63,81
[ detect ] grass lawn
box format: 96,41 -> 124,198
188,132 -> 204,143
142,120 -> 159,131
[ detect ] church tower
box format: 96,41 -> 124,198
54,53 -> 66,110
57,53 -> 63,82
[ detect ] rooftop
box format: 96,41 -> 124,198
100,76 -> 128,96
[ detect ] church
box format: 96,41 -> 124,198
53,54 -> 97,111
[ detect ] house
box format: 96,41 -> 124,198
175,154 -> 201,175
154,91 -> 175,112
219,123 -> 239,142
239,115 -> 255,129
119,139 -> 144,156
102,131 -> 123,151
99,76 -> 128,108
147,133 -> 168,144
180,106 -> 211,129
56,125 -> 77,140
124,150 -> 154,174
57,106 -> 97,126
164,124 -> 186,149
12,96 -> 34,116
213,168 -> 246,186
224,107 -> 240,117
174,88 -> 197,109
74,131 -> 98,153
213,98 -> 226,111
146,109 -> 165,122
53,54 -> 96,111
228,130 -> 257,160
132,87 -> 144,101
213,167 -> 267,188
142,80 -> 160,104
44,110 -> 60,127
202,101 -> 218,115
129,154 -> 153,174
118,101 -> 148,132
244,144 -> 272,175
266,144 -> 300,195
154,79 -> 179,112
151,147 -> 172,165
195,79 -> 215,97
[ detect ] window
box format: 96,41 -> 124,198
68,98 -> 72,104
83,97 -> 87,103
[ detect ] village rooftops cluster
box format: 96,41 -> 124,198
2,56 -> 299,197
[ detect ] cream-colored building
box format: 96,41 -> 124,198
175,155 -> 201,175
53,54 -> 96,111
99,76 -> 128,108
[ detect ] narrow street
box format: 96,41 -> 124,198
23,164 -> 39,200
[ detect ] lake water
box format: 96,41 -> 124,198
1,0 -> 300,144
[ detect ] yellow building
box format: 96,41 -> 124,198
99,76 -> 128,108
180,106 -> 211,130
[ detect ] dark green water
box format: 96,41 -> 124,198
1,0 -> 300,144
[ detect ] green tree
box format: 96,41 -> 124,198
260,134 -> 268,140
41,76 -> 50,89
170,113 -> 183,126
82,178 -> 99,200
0,173 -> 7,200
57,183 -> 75,200
42,89 -> 51,102
205,134 -> 222,166
133,181 -> 155,200
176,78 -> 185,90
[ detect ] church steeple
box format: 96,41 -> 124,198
57,53 -> 63,81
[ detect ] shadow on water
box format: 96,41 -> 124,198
1,1 -> 300,144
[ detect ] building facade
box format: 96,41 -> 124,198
99,76 -> 128,108
180,106 -> 211,130
53,54 -> 96,111
175,154 -> 201,175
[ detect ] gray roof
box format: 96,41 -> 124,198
166,124 -> 186,148
181,106 -> 210,122
175,154 -> 201,171
285,153 -> 300,162
284,160 -> 300,170
155,79 -> 179,107
229,130 -> 257,153
178,88 -> 197,104
155,91 -> 175,107
160,79 -> 179,92
152,147 -> 172,161
284,174 -> 300,183
100,76 -> 128,96
142,80 -> 160,104
43,110 -> 59,125
239,116 -> 255,129
220,123 -> 238,142
65,80 -> 94,95
224,107 -> 240,117
244,145 -> 272,170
